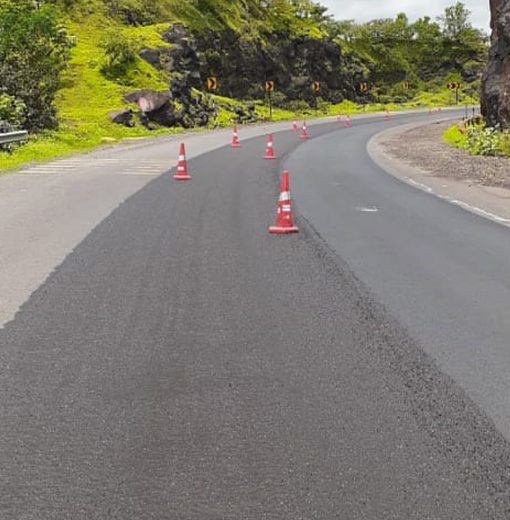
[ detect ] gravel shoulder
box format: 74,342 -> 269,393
369,119 -> 510,227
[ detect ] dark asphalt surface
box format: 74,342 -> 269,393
2,112 -> 510,519
287,117 -> 510,438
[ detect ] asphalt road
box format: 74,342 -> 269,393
2,111 -> 510,519
287,119 -> 510,437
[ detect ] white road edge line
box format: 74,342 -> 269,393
367,121 -> 510,229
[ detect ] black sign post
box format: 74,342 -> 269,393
265,81 -> 275,121
447,82 -> 461,105
311,81 -> 320,112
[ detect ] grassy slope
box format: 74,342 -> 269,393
0,3 -> 479,171
443,124 -> 468,149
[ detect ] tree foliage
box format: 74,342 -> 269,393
0,0 -> 72,131
331,2 -> 487,86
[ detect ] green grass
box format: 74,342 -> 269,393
0,10 -> 176,171
443,124 -> 468,149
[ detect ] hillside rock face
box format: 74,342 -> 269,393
481,0 -> 510,128
124,24 -> 368,128
194,29 -> 364,105
152,24 -> 366,107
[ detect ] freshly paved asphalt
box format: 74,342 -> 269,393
2,111 -> 510,519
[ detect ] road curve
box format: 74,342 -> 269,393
1,111 -> 510,519
286,118 -> 510,439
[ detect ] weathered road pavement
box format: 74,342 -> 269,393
2,111 -> 510,519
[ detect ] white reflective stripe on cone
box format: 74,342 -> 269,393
278,191 -> 291,202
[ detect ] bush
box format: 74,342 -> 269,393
466,125 -> 502,156
0,0 -> 72,132
0,94 -> 26,129
500,133 -> 510,157
100,31 -> 138,79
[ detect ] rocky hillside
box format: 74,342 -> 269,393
96,0 -> 369,129
94,0 -> 487,130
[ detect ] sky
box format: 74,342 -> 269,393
319,0 -> 491,32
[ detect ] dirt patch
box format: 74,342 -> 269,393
380,121 -> 510,189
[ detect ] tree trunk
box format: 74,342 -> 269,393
481,0 -> 510,128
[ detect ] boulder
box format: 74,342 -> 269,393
147,102 -> 177,127
123,89 -> 178,127
108,109 -> 134,128
139,48 -> 162,69
481,0 -> 510,128
123,89 -> 171,112
162,23 -> 189,44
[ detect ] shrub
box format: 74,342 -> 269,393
466,125 -> 501,156
0,0 -> 72,131
499,133 -> 510,157
0,94 -> 26,129
100,30 -> 138,79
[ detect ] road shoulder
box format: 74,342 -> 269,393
368,120 -> 510,227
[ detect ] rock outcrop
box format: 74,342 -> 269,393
203,31 -> 364,104
193,29 -> 365,105
123,87 -> 214,129
115,22 -> 369,129
481,0 -> 510,128
140,24 -> 366,109
108,109 -> 134,127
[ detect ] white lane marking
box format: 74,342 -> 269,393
406,178 -> 433,193
117,170 -> 162,176
404,177 -> 510,226
18,161 -> 173,175
21,166 -> 76,171
441,198 -> 510,224
356,206 -> 379,213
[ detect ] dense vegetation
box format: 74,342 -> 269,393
334,3 -> 487,101
444,122 -> 510,157
0,0 -> 72,132
0,0 -> 488,166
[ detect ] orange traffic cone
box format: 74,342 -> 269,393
384,110 -> 390,120
428,108 -> 432,116
345,115 -> 351,128
269,170 -> 299,234
264,134 -> 277,160
299,121 -> 309,140
292,120 -> 298,132
173,143 -> 191,181
231,126 -> 240,148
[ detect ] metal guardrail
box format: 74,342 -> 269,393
0,131 -> 28,145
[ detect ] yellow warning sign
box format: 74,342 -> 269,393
265,81 -> 275,92
207,77 -> 218,91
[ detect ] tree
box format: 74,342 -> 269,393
0,0 -> 72,131
438,2 -> 472,39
